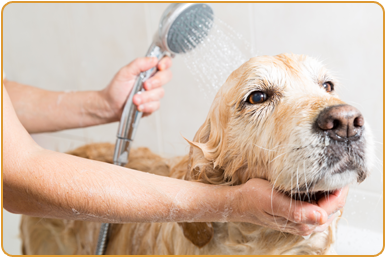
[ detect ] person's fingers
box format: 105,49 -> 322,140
142,112 -> 151,118
317,186 -> 349,215
314,210 -> 341,233
267,192 -> 328,225
293,223 -> 317,236
157,56 -> 172,71
143,69 -> 173,91
137,101 -> 161,114
118,57 -> 158,79
133,88 -> 165,106
263,213 -> 317,236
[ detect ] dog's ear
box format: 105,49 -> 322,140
182,92 -> 233,184
183,61 -> 263,184
178,222 -> 214,248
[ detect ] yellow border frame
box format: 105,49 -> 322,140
1,1 -> 384,257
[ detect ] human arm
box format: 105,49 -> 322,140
3,84 -> 234,223
4,57 -> 172,134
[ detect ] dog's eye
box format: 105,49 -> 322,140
323,81 -> 334,92
247,91 -> 267,104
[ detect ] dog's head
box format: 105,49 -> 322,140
186,53 -> 372,193
181,53 -> 373,247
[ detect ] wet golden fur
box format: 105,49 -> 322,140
20,54 -> 372,255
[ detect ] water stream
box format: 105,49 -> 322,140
176,14 -> 254,99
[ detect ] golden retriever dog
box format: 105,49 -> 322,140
20,53 -> 373,255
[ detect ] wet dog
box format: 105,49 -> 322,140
20,54 -> 373,255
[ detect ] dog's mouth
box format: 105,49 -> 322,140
277,139 -> 367,204
284,189 -> 341,204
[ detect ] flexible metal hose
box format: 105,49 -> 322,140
95,223 -> 110,255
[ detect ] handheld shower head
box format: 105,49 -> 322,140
95,4 -> 214,255
157,3 -> 214,54
144,3 -> 214,57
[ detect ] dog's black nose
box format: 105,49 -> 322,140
316,104 -> 364,141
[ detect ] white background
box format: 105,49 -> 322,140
1,2 -> 384,255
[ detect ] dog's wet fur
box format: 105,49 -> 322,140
20,54 -> 373,255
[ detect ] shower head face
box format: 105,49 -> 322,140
159,3 -> 214,54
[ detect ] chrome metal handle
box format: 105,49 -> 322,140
113,44 -> 166,166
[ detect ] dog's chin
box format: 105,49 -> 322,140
284,169 -> 360,204
312,169 -> 358,192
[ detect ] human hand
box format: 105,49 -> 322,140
232,178 -> 347,236
312,186 -> 349,233
100,56 -> 172,120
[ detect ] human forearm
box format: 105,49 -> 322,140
4,145 -> 237,223
5,80 -> 115,133
5,57 -> 172,133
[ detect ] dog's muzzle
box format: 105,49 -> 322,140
314,104 -> 367,181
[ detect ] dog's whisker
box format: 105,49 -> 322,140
303,161 -> 311,203
270,168 -> 289,233
253,142 -> 296,153
253,144 -> 278,152
371,156 -> 383,172
371,140 -> 383,145
270,189 -> 281,232
268,149 -> 293,164
296,166 -> 303,206
282,166 -> 296,232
